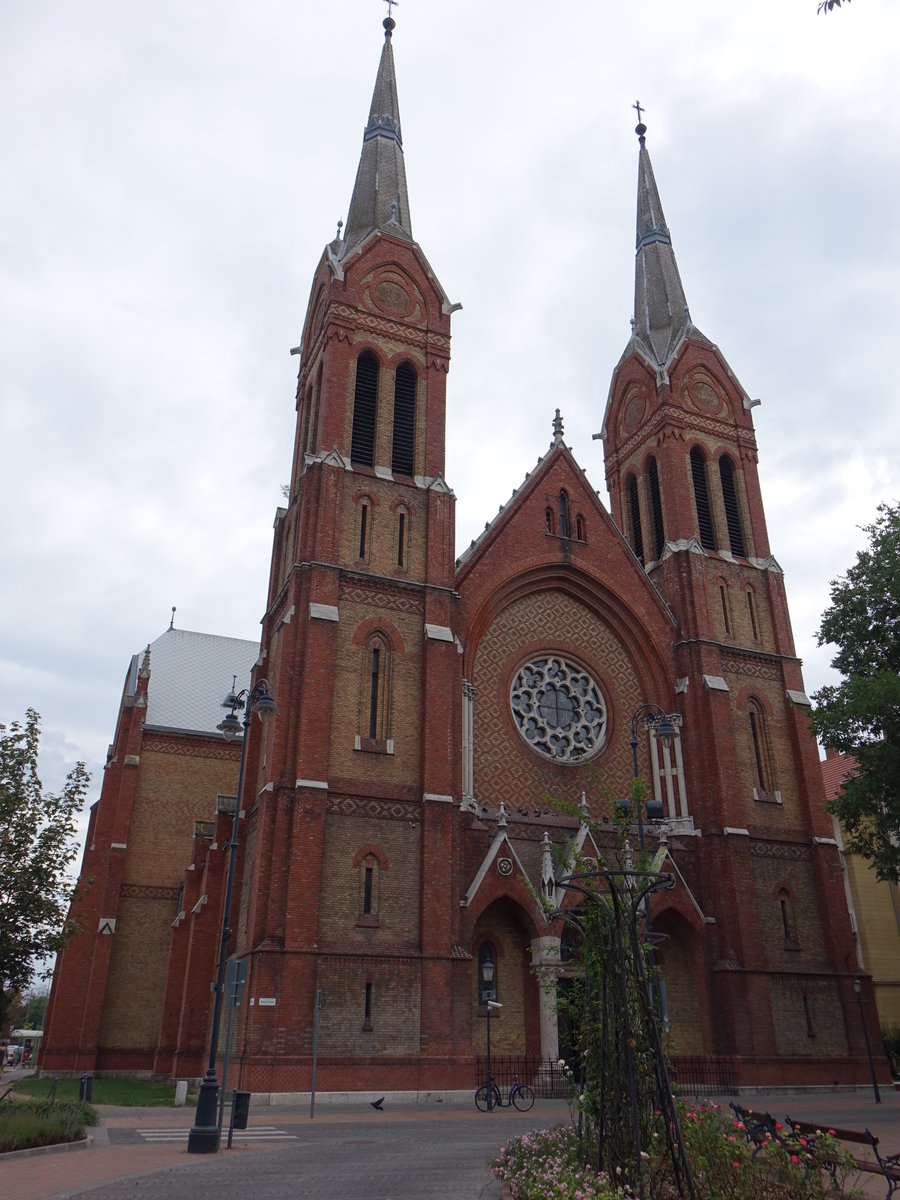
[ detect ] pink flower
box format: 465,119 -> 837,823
732,1161 -> 741,1169
790,1154 -> 801,1165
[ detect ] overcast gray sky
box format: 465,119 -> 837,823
2,0 -> 899,834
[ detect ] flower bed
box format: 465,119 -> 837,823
492,1102 -> 863,1199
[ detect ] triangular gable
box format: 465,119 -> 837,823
463,824 -> 532,910
455,433 -> 677,644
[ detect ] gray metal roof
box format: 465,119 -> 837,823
632,133 -> 693,369
143,627 -> 260,736
341,17 -> 413,256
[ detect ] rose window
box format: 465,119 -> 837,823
509,657 -> 607,762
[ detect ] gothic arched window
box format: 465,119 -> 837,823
559,490 -> 570,539
626,474 -> 644,565
391,361 -> 416,476
647,455 -> 665,559
358,632 -> 392,747
719,454 -> 746,557
360,853 -> 379,919
746,587 -> 760,641
748,699 -> 775,796
718,577 -> 732,637
776,886 -> 799,948
395,505 -> 409,569
690,446 -> 716,551
356,494 -> 373,561
351,350 -> 379,468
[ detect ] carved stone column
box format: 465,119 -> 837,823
531,936 -> 562,1062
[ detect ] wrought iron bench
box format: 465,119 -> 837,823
729,1102 -> 787,1154
786,1117 -> 900,1200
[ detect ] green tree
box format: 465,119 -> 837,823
818,0 -> 852,12
0,709 -> 90,1025
24,990 -> 49,1029
810,503 -> 900,881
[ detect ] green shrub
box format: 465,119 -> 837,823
13,1075 -> 191,1106
881,1025 -> 900,1077
0,1099 -> 98,1154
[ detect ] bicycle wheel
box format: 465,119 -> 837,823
512,1083 -> 535,1111
474,1083 -> 502,1111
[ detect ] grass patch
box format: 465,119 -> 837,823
0,1099 -> 98,1154
11,1075 -> 195,1107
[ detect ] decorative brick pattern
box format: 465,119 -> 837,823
119,884 -> 180,901
326,795 -> 418,821
473,590 -> 642,806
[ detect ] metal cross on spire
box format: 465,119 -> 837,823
632,100 -> 645,124
384,0 -> 399,16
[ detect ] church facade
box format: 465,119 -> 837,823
41,16 -> 886,1094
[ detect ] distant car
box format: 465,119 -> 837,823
6,1045 -> 23,1066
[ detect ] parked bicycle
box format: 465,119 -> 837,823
474,1073 -> 535,1111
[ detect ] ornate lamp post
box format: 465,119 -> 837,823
629,703 -> 680,1030
187,679 -> 277,1154
482,955 -> 501,1112
629,704 -> 681,853
853,977 -> 882,1104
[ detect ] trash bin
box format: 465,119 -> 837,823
231,1090 -> 251,1130
79,1075 -> 93,1102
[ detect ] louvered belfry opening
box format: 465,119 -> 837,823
647,455 -> 665,559
719,454 -> 746,557
690,446 -> 716,551
627,474 -> 645,565
391,362 -> 416,476
351,351 -> 379,468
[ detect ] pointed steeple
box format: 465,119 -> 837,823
341,17 -> 413,256
631,116 -> 692,369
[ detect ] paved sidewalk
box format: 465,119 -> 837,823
2,1100 -> 554,1200
2,1107 -> 289,1200
2,1089 -> 896,1199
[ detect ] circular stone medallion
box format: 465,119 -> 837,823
374,280 -> 411,314
510,656 -> 607,763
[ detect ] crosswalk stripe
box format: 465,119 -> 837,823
137,1128 -> 297,1142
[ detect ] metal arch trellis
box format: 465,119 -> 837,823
553,866 -> 697,1200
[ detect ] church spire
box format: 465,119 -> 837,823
341,15 -> 413,256
631,110 -> 692,369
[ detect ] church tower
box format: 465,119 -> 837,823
602,119 -> 865,1071
229,15 -> 467,1093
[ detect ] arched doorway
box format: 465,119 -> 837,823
653,908 -> 705,1055
471,899 -> 541,1057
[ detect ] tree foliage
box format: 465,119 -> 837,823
0,710 -> 90,1023
818,0 -> 851,12
810,503 -> 900,881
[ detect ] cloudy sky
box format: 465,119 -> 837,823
2,0 -> 899,834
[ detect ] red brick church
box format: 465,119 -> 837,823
41,15 -> 884,1094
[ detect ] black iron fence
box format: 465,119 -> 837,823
474,1055 -> 571,1099
669,1055 -> 738,1095
475,1054 -> 738,1099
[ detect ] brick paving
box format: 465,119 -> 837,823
1,1100 -> 555,1200
2,1089 -> 897,1199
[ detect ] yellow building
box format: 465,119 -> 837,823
823,748 -> 900,1031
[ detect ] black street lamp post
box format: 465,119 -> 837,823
481,956 -> 501,1113
187,679 -> 277,1155
853,976 -> 882,1104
